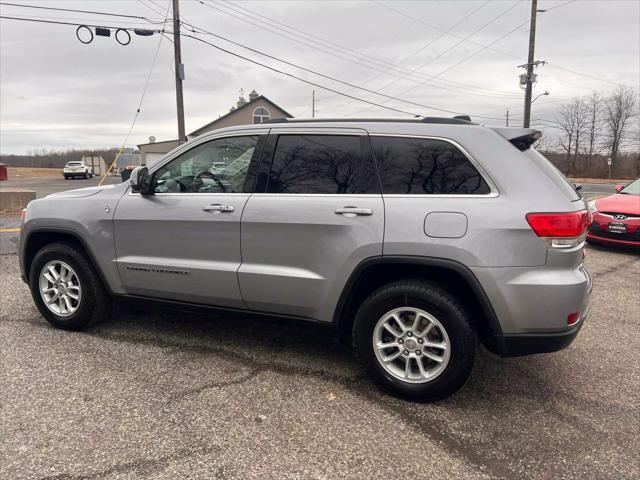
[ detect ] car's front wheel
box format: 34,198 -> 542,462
29,242 -> 111,330
352,280 -> 476,402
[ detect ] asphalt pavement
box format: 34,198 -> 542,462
1,175 -> 638,479
2,174 -> 122,198
579,182 -> 618,200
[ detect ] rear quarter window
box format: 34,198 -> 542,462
522,148 -> 580,201
371,136 -> 491,195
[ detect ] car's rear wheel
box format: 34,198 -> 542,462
352,280 -> 476,402
64,175 -> 69,180
29,242 -> 111,330
83,172 -> 88,179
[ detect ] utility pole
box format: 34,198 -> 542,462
522,0 -> 538,128
172,0 -> 186,143
312,90 -> 315,118
505,109 -> 510,127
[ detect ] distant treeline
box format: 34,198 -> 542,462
541,151 -> 639,179
0,148 -> 120,168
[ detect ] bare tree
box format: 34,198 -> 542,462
556,98 -> 588,175
584,91 -> 604,163
603,85 -> 637,163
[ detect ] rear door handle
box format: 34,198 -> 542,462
334,206 -> 373,216
203,204 -> 235,213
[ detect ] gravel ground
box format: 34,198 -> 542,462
1,241 -> 638,480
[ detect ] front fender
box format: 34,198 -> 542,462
19,184 -> 128,294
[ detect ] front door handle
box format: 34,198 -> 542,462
335,206 -> 373,216
203,204 -> 235,213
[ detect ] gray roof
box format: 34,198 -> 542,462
189,95 -> 293,137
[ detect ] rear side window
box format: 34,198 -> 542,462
371,136 -> 491,195
266,135 -> 378,194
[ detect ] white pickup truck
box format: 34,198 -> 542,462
63,161 -> 93,180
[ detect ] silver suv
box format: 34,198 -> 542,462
19,118 -> 592,401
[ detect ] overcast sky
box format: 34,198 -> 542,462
1,0 -> 638,154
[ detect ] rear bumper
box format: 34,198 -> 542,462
497,307 -> 588,357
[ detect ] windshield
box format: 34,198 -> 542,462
620,178 -> 640,195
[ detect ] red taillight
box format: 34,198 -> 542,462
526,210 -> 591,238
567,312 -> 581,326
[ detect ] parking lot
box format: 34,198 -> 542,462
1,176 -> 638,480
2,173 -> 121,199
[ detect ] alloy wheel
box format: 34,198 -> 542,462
39,260 -> 82,317
373,307 -> 451,384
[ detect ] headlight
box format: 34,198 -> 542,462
587,200 -> 598,213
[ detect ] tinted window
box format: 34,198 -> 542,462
266,135 -> 378,194
372,137 -> 491,195
153,136 -> 259,193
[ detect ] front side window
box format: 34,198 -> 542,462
253,107 -> 270,124
371,136 -> 491,195
153,136 -> 259,193
266,135 -> 378,194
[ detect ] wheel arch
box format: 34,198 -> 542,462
333,256 -> 506,355
22,228 -> 113,295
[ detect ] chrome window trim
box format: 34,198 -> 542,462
248,193 -> 382,198
127,192 -> 251,197
267,128 -> 368,136
368,133 -> 499,197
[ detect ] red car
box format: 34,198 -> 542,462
587,178 -> 640,247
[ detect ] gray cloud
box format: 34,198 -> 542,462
1,0 -> 638,153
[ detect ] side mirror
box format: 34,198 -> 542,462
615,184 -> 625,193
129,166 -> 152,195
574,183 -> 583,191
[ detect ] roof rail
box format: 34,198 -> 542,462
262,117 -> 476,125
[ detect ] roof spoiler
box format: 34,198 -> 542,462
490,127 -> 542,151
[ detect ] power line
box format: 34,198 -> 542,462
136,0 -> 168,17
0,12 -> 166,27
210,0 -> 521,97
370,0 -> 522,60
323,0 -> 502,112
373,0 -> 635,91
331,0 -> 525,114
98,0 -> 172,185
0,2 -> 166,23
215,0 -> 410,73
0,14 -> 165,32
197,0 -> 521,100
180,33 -> 417,117
351,16 -> 533,115
178,18 -> 506,120
546,63 -> 629,87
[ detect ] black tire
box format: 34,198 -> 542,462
64,175 -> 69,180
28,242 -> 112,331
352,280 -> 476,402
83,172 -> 88,179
